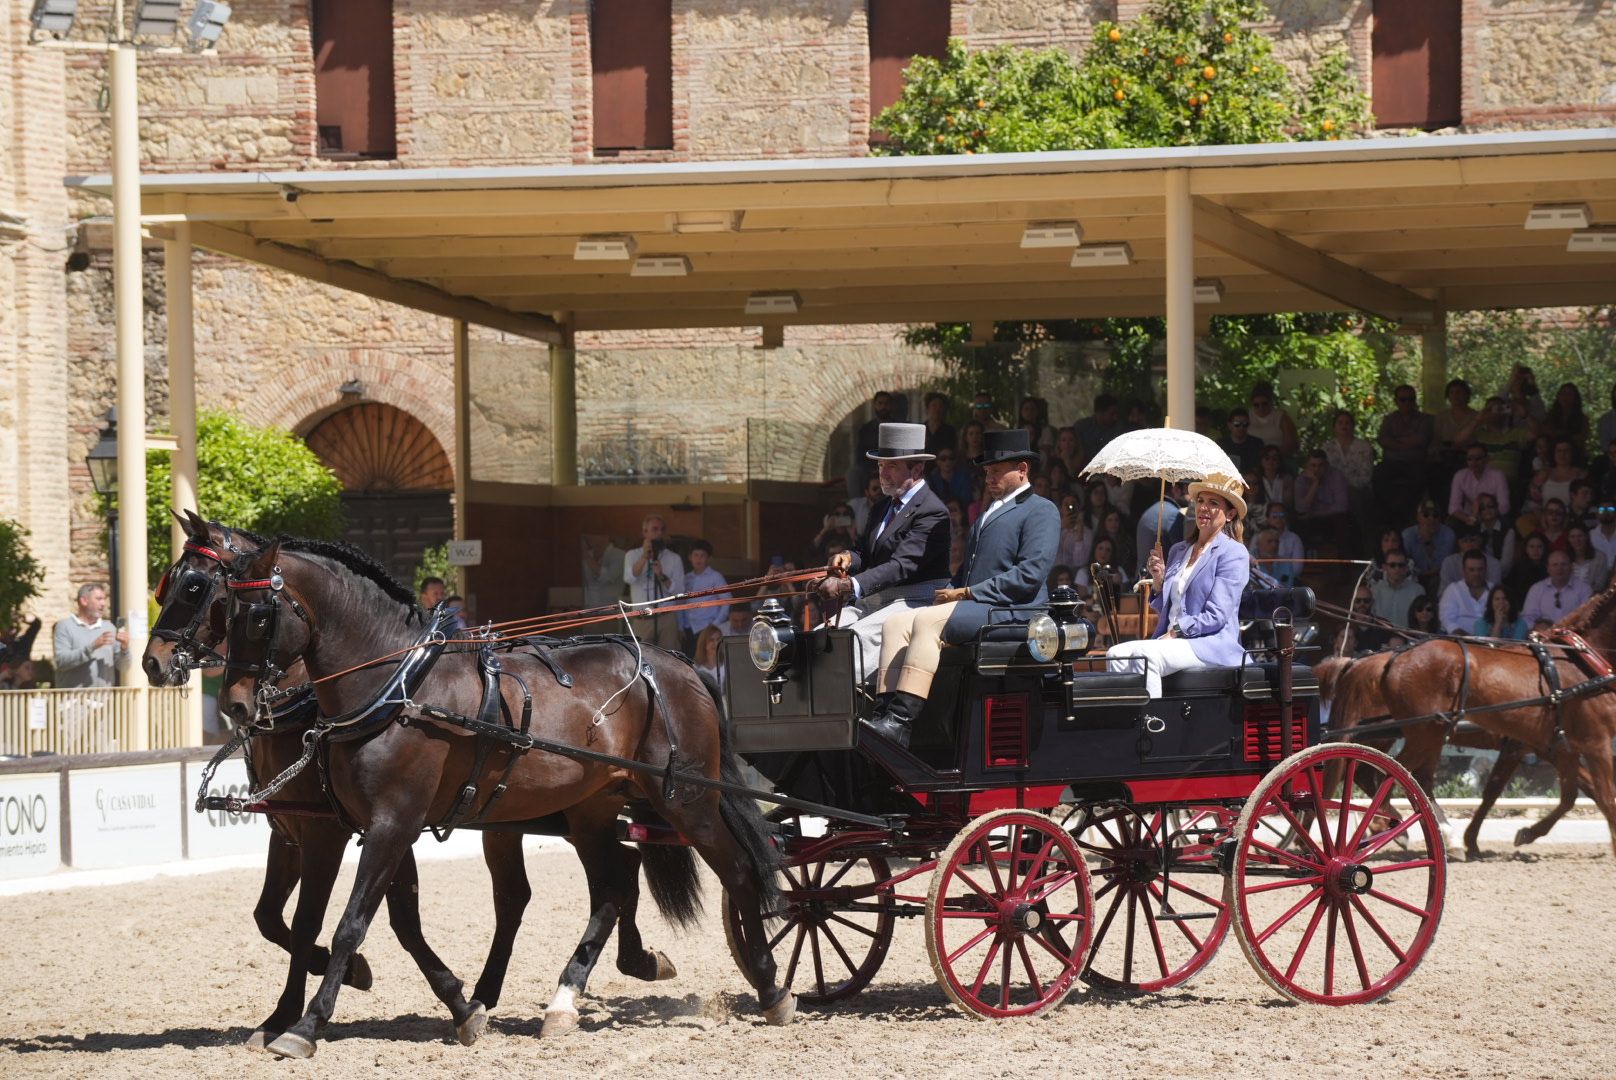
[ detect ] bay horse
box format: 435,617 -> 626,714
1314,585 -> 1616,859
217,538 -> 791,1059
142,513 -> 528,1046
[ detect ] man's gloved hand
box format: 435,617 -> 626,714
816,575 -> 854,603
933,587 -> 972,604
829,551 -> 853,575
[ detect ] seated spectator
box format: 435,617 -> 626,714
1337,589 -> 1395,656
926,447 -> 973,505
1375,385 -> 1434,525
1053,426 -> 1085,477
959,420 -> 987,472
1032,473 -> 1053,500
968,390 -> 1006,433
1018,395 -> 1058,453
1074,393 -> 1124,459
1371,548 -> 1424,626
1448,443 -> 1510,525
1438,549 -> 1493,634
1218,407 -> 1266,481
922,391 -> 957,455
1406,595 -> 1441,637
1326,409 -> 1376,493
1252,445 -> 1294,511
1474,585 -> 1529,641
1293,449 -> 1350,549
1401,501 -> 1455,588
1590,500 -> 1616,568
1534,438 -> 1585,514
1249,502 -> 1303,583
1591,438 -> 1616,504
1135,482 -> 1187,578
1075,535 -> 1131,598
1537,498 -> 1572,554
1455,395 -> 1534,488
942,496 -> 967,544
1438,528 -> 1501,596
1521,549 -> 1592,626
1568,478 -> 1597,530
692,624 -> 724,685
1099,506 -> 1136,575
1251,528 -> 1296,587
1048,564 -> 1075,592
726,603 -> 753,636
442,595 -> 469,635
1504,531 -> 1550,610
1566,524 -> 1610,593
849,473 -> 883,534
1046,461 -> 1075,501
1080,479 -> 1114,532
1541,382 -> 1590,448
679,540 -> 731,650
1056,496 -> 1093,574
1246,380 -> 1299,460
1474,493 -> 1516,577
1374,527 -> 1403,569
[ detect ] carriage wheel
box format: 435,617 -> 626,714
924,809 -> 1093,1018
1227,743 -> 1446,1005
722,816 -> 896,1004
1069,804 -> 1233,993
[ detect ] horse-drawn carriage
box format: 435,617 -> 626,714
720,585 -> 1446,1014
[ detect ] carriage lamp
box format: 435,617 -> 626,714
748,599 -> 797,702
1027,586 -> 1091,663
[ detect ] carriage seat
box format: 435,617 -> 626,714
1238,586 -> 1315,622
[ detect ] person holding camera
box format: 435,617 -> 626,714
52,582 -> 128,688
624,514 -> 685,651
812,503 -> 860,562
811,422 -> 951,684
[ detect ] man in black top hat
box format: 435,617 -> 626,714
864,428 -> 1059,748
813,422 -> 951,682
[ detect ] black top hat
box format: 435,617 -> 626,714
973,428 -> 1042,467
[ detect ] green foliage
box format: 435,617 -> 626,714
0,519 -> 44,628
875,0 -> 1381,437
1449,307 -> 1616,450
142,410 -> 344,584
413,542 -> 452,594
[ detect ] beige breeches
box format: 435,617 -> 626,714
876,601 -> 961,698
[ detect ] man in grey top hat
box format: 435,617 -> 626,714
812,422 -> 951,683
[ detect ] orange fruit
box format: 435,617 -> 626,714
1174,55 -> 1187,66
976,99 -> 987,109
1203,65 -> 1217,79
935,134 -> 946,143
1321,118 -> 1336,132
1114,89 -> 1126,101
1222,31 -> 1234,44
1108,27 -> 1122,42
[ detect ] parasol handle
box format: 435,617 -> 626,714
1141,475 -> 1166,639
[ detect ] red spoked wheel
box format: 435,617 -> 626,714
1228,743 -> 1446,1005
924,809 -> 1093,1018
1070,804 -> 1234,993
723,816 -> 895,1005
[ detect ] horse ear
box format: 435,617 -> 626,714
183,509 -> 208,536
259,539 -> 284,569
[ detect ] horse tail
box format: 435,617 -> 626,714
698,669 -> 783,912
1314,656 -> 1354,706
639,843 -> 704,929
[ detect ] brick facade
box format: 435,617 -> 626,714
3,0 -> 1612,616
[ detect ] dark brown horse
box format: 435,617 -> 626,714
1316,586 -> 1616,858
217,538 -> 791,1059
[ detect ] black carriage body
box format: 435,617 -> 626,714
724,627 -> 1320,816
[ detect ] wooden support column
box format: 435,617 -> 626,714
550,323 -> 578,486
452,319 -> 471,597
1421,309 -> 1449,414
1165,170 -> 1195,431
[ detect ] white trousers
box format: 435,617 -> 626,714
831,596 -> 932,683
1105,638 -> 1207,699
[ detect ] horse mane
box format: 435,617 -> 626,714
272,535 -> 422,612
1559,576 -> 1616,647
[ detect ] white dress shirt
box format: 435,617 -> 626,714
1438,579 -> 1492,634
977,482 -> 1031,530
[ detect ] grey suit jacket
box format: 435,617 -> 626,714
943,487 -> 1061,643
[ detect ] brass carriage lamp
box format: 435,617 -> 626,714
1026,586 -> 1091,664
748,598 -> 797,704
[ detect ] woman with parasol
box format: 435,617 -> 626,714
1083,431 -> 1251,698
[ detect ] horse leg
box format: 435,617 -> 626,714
249,824 -> 348,1050
1514,744 -> 1587,849
1577,741 -> 1616,859
253,826 -> 373,990
1397,727 -> 1458,855
470,830 -> 531,1011
540,803 -> 635,1038
615,841 -> 682,983
381,845 -> 488,1046
1467,740 -> 1524,859
266,817 -> 420,1060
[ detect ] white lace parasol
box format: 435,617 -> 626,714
1079,427 -> 1242,485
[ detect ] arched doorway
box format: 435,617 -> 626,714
304,402 -> 455,584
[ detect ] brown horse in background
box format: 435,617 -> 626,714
1315,584 -> 1616,859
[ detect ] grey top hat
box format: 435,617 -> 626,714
866,422 -> 935,461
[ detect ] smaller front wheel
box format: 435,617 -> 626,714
1227,742 -> 1446,1005
925,809 -> 1093,1018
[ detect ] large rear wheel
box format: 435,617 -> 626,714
1227,743 -> 1445,1005
924,809 -> 1093,1018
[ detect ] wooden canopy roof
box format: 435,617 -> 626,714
71,128 -> 1616,343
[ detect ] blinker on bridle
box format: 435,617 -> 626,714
150,538 -> 234,669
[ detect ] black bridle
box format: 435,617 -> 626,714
149,539 -> 234,672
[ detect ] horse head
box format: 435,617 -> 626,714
142,509 -> 262,687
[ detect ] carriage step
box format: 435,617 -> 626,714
1155,911 -> 1218,922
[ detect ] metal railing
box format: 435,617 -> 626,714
0,687 -> 195,757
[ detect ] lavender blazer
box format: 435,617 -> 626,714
1150,531 -> 1251,668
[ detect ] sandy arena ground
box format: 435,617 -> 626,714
1,841 -> 1611,1080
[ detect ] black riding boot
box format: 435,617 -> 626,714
862,691 -> 925,750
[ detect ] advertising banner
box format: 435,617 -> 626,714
184,757 -> 270,859
0,773 -> 62,880
67,763 -> 183,869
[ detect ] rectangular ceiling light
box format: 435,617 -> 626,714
1020,221 -> 1084,248
186,0 -> 231,51
574,235 -> 637,261
29,0 -> 77,35
1194,278 -> 1225,304
1566,228 -> 1616,253
668,210 -> 741,234
1525,203 -> 1591,230
1070,243 -> 1132,268
744,291 -> 801,315
630,255 -> 691,277
132,0 -> 183,36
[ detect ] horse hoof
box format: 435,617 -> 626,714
540,1008 -> 579,1038
266,1032 -> 317,1060
1514,827 -> 1536,847
345,953 -> 374,992
762,993 -> 796,1026
456,1003 -> 488,1046
652,950 -> 678,981
244,1029 -> 271,1052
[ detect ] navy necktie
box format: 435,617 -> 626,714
877,501 -> 899,539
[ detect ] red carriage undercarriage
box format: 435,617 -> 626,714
720,588 -> 1446,1017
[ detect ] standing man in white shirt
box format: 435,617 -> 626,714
1521,550 -> 1593,627
1438,550 -> 1493,634
624,514 -> 686,651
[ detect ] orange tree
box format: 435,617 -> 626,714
874,0 -> 1392,439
